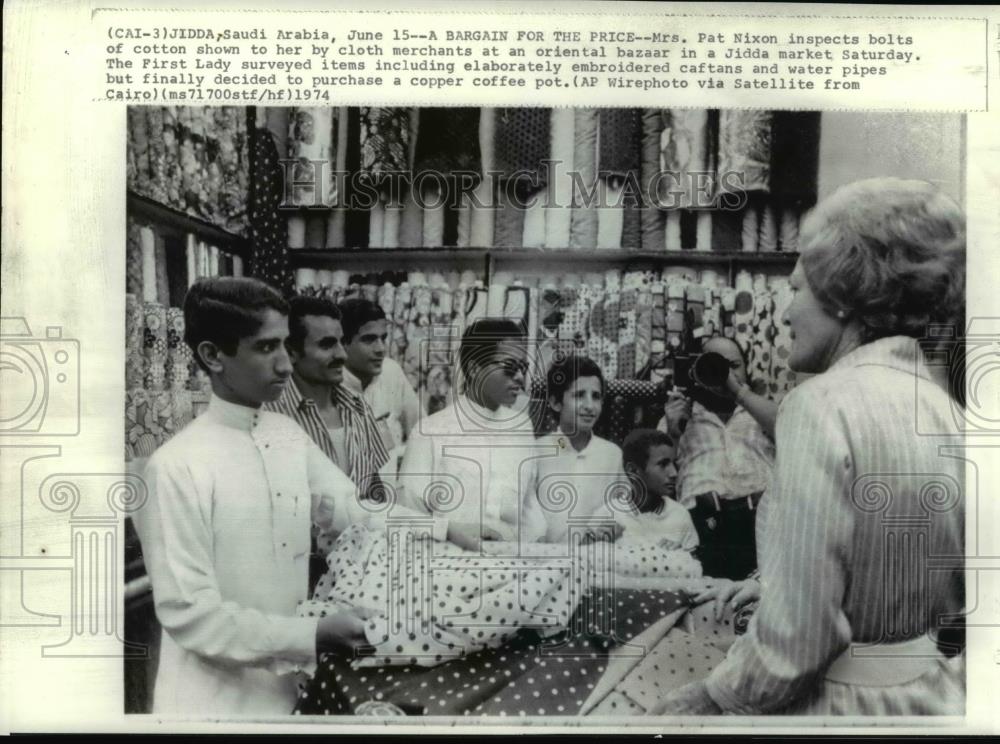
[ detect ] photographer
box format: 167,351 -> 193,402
658,335 -> 779,580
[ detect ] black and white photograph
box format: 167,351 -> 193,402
121,103 -> 969,720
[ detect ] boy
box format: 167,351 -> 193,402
535,354 -> 628,544
132,278 -> 448,715
619,429 -> 699,551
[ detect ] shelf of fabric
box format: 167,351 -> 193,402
127,190 -> 250,260
289,248 -> 798,264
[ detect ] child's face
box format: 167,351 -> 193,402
637,443 -> 678,501
553,375 -> 603,436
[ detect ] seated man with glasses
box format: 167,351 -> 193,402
397,318 -> 545,549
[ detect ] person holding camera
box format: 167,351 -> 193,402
659,335 -> 780,580
652,178 -> 966,715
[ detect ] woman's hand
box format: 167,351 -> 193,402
647,680 -> 723,715
694,578 -> 761,621
447,520 -> 510,551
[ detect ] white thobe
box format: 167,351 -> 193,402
132,394 -> 444,716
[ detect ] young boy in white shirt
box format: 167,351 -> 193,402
619,429 -> 699,552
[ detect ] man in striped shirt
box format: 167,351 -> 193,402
265,295 -> 390,586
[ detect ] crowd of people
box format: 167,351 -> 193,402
132,178 -> 967,718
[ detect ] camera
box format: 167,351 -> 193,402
0,317 -> 80,436
916,319 -> 1000,436
670,351 -> 731,392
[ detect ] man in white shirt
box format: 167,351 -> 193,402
132,278 -> 448,716
339,297 -> 422,479
398,318 -> 546,545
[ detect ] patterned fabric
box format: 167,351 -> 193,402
142,302 -> 168,392
360,107 -> 412,182
716,110 -> 773,198
569,109 -> 599,250
546,108 -> 575,248
598,108 -> 642,179
287,107 -> 337,207
248,127 -> 293,295
494,108 -> 551,190
640,110 -> 667,252
413,107 -> 481,176
125,294 -> 145,389
658,110 -> 714,209
126,219 -> 143,297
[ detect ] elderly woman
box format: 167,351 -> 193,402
652,178 -> 966,715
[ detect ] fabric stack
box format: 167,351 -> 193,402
291,264 -> 798,419
125,292 -> 211,462
127,106 -> 250,235
126,216 -> 244,305
267,106 -> 819,254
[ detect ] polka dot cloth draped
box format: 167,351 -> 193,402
296,585 -> 694,717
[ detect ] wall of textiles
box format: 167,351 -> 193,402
262,107 -> 818,254
124,216 -> 247,462
126,106 -> 251,236
273,106 -> 817,415
293,265 -> 798,418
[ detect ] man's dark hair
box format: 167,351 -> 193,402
459,318 -> 526,379
287,295 -> 342,354
546,354 -> 605,406
338,297 -> 387,344
184,277 -> 289,373
621,428 -> 675,470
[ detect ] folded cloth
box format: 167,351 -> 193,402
599,108 -> 642,179
413,107 -> 481,176
494,108 -> 551,191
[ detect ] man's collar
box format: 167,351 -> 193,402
205,393 -> 260,431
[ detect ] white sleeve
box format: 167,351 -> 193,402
133,455 -> 318,674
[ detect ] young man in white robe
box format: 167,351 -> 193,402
132,278 -> 450,716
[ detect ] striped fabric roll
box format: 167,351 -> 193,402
125,294 -> 145,389
569,109 -> 599,250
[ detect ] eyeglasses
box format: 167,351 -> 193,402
499,359 -> 529,378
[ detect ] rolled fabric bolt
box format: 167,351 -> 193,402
383,200 -> 401,249
317,269 -> 335,288
330,270 -> 349,288
779,207 -> 799,252
196,241 -> 208,278
487,282 -> 507,316
369,200 -> 386,249
140,227 -> 157,303
695,212 -> 713,252
596,180 -> 625,250
208,245 -> 220,277
232,255 -> 244,277
470,108 -> 496,248
741,206 -> 760,252
522,187 -> 547,248
546,108 -> 575,249
456,192 -> 472,248
287,215 -> 307,249
185,234 -> 197,288
306,215 -> 327,249
326,112 -> 348,249
295,268 -> 317,290
569,108 -> 599,250
408,271 -> 428,287
665,211 -> 682,251
758,204 -> 778,252
422,183 -> 445,248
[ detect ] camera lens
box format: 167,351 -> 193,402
692,352 -> 730,388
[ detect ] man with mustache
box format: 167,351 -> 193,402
265,295 -> 392,586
